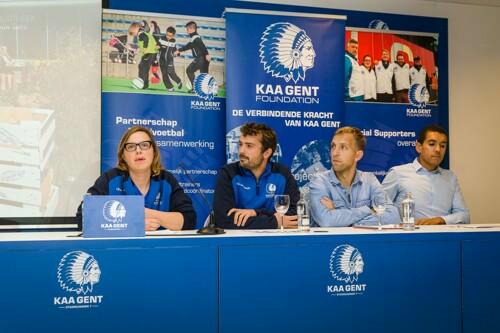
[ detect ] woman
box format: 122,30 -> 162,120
362,54 -> 377,102
77,126 -> 196,230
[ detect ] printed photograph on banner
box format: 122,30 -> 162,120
344,28 -> 438,107
102,10 -> 225,98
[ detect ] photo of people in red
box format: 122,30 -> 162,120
344,29 -> 438,106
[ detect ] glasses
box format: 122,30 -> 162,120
124,140 -> 152,152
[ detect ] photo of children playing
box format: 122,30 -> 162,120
102,11 -> 225,97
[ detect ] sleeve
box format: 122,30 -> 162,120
355,174 -> 400,226
344,56 -> 352,98
194,37 -> 209,56
213,168 -> 278,230
178,39 -> 194,52
309,175 -> 372,227
167,174 -> 197,230
381,168 -> 400,203
75,172 -> 112,229
139,32 -> 148,48
442,174 -> 470,224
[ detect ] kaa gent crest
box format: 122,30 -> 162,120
259,22 -> 316,83
330,244 -> 364,283
57,251 -> 101,295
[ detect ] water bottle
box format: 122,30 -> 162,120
401,192 -> 415,231
297,189 -> 310,232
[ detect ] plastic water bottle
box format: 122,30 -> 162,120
401,192 -> 415,231
297,190 -> 310,232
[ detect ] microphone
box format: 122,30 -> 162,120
177,162 -> 224,235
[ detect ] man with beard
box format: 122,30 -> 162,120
213,123 -> 299,229
394,53 -> 411,103
409,56 -> 428,87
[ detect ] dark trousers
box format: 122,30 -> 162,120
160,61 -> 181,89
186,59 -> 210,87
395,89 -> 409,103
376,93 -> 394,103
138,53 -> 156,88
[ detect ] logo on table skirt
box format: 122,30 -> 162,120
265,183 -> 277,198
259,22 -> 316,83
194,73 -> 219,100
54,251 -> 104,309
327,244 -> 366,296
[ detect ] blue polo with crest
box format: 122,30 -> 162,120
213,162 -> 300,229
76,168 -> 196,230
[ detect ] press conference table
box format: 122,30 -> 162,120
1,225 -> 499,333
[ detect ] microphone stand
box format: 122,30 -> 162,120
178,162 -> 224,235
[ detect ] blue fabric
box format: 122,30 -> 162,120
231,163 -> 287,212
382,158 -> 469,224
309,169 -> 400,227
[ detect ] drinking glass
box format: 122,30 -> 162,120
274,195 -> 290,232
373,194 -> 387,231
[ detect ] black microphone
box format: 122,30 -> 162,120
177,162 -> 224,235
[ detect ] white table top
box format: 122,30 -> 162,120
1,224 -> 500,242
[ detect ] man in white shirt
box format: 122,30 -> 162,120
393,53 -> 410,103
375,49 -> 395,102
344,39 -> 364,101
409,56 -> 428,86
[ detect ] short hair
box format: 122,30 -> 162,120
185,21 -> 197,30
117,126 -> 163,176
362,54 -> 372,61
414,56 -> 421,61
348,38 -> 358,45
240,122 -> 277,156
333,126 -> 366,152
166,26 -> 176,34
417,124 -> 448,144
128,22 -> 141,35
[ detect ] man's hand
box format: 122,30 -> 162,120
274,213 -> 298,229
228,208 -> 257,227
416,217 -> 446,225
145,218 -> 161,231
175,50 -> 181,56
205,54 -> 211,62
320,196 -> 336,210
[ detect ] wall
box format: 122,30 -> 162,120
244,0 -> 500,223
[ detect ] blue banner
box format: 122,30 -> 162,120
225,9 -> 346,189
101,10 -> 226,227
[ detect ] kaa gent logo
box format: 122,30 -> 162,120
409,83 -> 430,108
259,22 -> 316,83
327,244 -> 367,296
194,73 -> 219,101
54,251 -> 104,309
103,200 -> 126,223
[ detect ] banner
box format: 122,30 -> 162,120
225,8 -> 346,189
344,27 -> 441,179
101,10 -> 226,227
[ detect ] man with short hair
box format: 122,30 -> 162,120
214,123 -> 299,229
375,49 -> 395,102
382,124 -> 469,225
309,127 -> 399,227
394,53 -> 410,103
175,21 -> 210,92
409,56 -> 427,86
345,39 -> 364,101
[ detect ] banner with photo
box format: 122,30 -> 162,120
225,8 -> 346,190
343,27 -> 441,179
101,9 -> 226,227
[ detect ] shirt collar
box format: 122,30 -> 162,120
328,169 -> 362,186
412,158 -> 442,174
239,162 -> 272,178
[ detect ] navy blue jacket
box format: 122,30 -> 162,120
76,168 -> 196,230
213,162 -> 300,229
